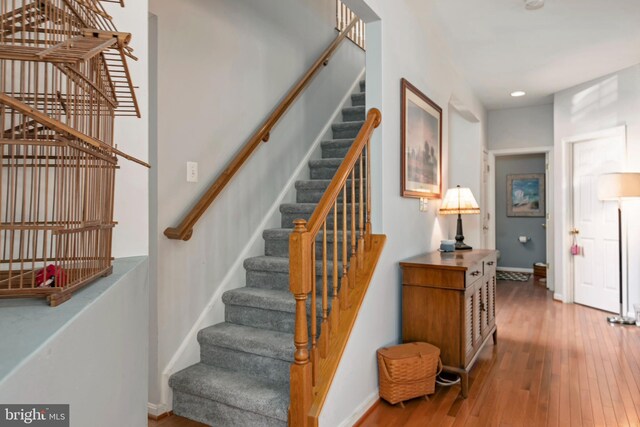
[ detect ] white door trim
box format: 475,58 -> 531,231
557,125 -> 627,306
487,146 -> 554,291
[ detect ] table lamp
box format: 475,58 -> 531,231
598,172 -> 640,325
439,185 -> 480,250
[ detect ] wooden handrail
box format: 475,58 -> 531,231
306,108 -> 381,237
164,18 -> 359,241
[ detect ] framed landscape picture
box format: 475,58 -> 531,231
507,173 -> 545,217
401,78 -> 442,199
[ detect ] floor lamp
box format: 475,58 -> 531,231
597,172 -> 640,325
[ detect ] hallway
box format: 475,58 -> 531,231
357,279 -> 640,426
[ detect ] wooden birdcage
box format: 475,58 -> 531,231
0,0 -> 145,306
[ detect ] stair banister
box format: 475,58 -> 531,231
164,18 -> 359,241
289,108 -> 381,427
305,109 -> 380,237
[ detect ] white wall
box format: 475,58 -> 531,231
148,0 -> 365,409
106,2 -> 150,258
553,64 -> 640,310
0,258 -> 149,427
321,1 -> 487,425
448,109 -> 482,249
488,103 -> 554,150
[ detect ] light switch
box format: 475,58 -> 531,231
187,162 -> 198,182
419,198 -> 429,212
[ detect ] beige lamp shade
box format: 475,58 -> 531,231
598,173 -> 640,200
439,185 -> 480,215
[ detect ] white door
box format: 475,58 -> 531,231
572,135 -> 625,312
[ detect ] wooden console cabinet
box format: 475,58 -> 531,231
400,249 -> 498,398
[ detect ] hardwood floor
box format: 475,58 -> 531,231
357,279 -> 640,427
150,278 -> 640,427
148,414 -> 206,427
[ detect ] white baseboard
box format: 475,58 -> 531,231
147,402 -> 169,418
497,266 -> 534,273
337,391 -> 379,427
157,69 -> 366,411
553,293 -> 564,302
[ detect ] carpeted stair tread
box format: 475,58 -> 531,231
223,287 -> 330,315
243,255 -> 343,276
198,322 -> 294,362
295,179 -> 363,191
169,363 -> 289,422
332,120 -> 364,130
280,202 -> 357,214
321,138 -> 355,147
223,287 -> 297,314
263,227 -> 351,241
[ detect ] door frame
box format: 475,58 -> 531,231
487,146 -> 554,291
558,125 -> 627,306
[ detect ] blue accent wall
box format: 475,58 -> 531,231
496,154 -> 547,269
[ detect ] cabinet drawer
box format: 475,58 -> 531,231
466,263 -> 483,284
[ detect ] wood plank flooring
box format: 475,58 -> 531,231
150,278 -> 640,427
357,279 -> 640,427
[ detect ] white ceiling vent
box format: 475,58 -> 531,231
524,0 -> 545,10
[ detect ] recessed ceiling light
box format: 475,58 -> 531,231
524,0 -> 545,10
511,91 -> 526,97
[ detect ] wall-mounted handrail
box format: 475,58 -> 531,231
164,18 -> 359,241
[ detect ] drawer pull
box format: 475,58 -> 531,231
471,271 -> 481,276
487,261 -> 495,266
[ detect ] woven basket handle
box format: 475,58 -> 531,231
379,353 -> 393,381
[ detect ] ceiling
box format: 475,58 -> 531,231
418,0 -> 640,110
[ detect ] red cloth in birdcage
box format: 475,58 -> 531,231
36,265 -> 66,288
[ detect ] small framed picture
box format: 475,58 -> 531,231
507,173 -> 545,217
401,79 -> 442,199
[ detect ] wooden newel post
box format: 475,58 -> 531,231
289,219 -> 312,427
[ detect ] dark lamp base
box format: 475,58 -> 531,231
455,242 -> 473,251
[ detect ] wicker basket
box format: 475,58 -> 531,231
377,342 -> 442,406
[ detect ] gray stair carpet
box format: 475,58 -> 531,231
170,80 -> 366,427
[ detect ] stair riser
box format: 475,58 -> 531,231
281,211 -> 356,229
225,305 -> 323,335
360,80 -> 366,92
173,391 -> 287,427
309,163 -> 361,180
246,269 -> 342,291
332,126 -> 362,139
265,238 -> 349,260
296,188 -> 366,204
322,146 -> 369,159
200,345 -> 290,386
352,93 -> 365,106
342,109 -> 365,122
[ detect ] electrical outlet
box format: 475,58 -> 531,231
187,161 -> 198,182
419,197 -> 429,212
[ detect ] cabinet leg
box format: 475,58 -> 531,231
493,329 -> 498,345
460,372 -> 469,399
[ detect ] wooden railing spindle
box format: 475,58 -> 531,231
358,152 -> 364,267
349,169 -> 357,287
331,200 -> 339,330
319,221 -> 329,358
310,240 -> 318,385
341,184 -> 349,310
366,140 -> 372,250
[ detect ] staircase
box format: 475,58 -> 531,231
169,80 -> 367,426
